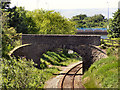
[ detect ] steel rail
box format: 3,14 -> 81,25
61,62 -> 83,90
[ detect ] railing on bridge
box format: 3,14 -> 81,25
77,28 -> 107,32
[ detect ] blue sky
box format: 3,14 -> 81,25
10,0 -> 119,18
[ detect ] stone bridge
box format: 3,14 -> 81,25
10,34 -> 107,70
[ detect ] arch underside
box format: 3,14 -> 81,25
11,44 -> 107,71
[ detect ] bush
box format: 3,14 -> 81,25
1,57 -> 59,88
106,47 -> 117,56
82,56 -> 118,88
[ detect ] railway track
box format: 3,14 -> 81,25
61,61 -> 85,90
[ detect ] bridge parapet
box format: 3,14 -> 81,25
22,34 -> 101,46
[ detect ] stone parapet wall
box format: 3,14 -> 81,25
22,34 -> 101,46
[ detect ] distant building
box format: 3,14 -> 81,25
0,0 -> 11,9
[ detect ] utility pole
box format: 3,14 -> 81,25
107,1 -> 109,30
118,1 -> 120,10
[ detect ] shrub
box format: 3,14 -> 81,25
1,57 -> 59,88
82,56 -> 118,88
106,47 -> 116,56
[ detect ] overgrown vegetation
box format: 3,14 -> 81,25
7,7 -> 76,34
82,55 -> 118,88
82,43 -> 119,88
1,57 -> 60,88
39,50 -> 82,69
1,50 -> 82,88
1,4 -> 21,58
107,9 -> 120,38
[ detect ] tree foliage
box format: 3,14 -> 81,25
8,8 -> 76,34
0,0 -> 11,9
108,9 -> 120,38
71,14 -> 107,28
1,8 -> 21,58
2,26 -> 21,57
7,7 -> 33,34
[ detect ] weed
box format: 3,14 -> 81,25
82,56 -> 118,88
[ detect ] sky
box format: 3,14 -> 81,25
10,0 -> 120,18
10,0 -> 119,10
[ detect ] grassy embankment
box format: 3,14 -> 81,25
40,50 -> 82,68
101,38 -> 120,47
82,38 -> 119,88
1,49 -> 82,88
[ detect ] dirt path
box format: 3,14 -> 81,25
44,61 -> 85,89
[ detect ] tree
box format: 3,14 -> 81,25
71,14 -> 87,28
0,0 -> 11,9
7,7 -> 35,34
108,9 -> 120,38
71,14 -> 107,28
2,26 -> 21,57
1,7 -> 21,58
0,0 -> 11,58
91,14 -> 105,22
8,8 -> 76,34
29,9 -> 76,34
71,14 -> 87,21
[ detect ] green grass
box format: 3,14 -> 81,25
39,67 -> 60,88
59,58 -> 81,66
40,51 -> 82,68
82,56 -> 118,88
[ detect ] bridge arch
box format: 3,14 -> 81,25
10,34 -> 107,70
